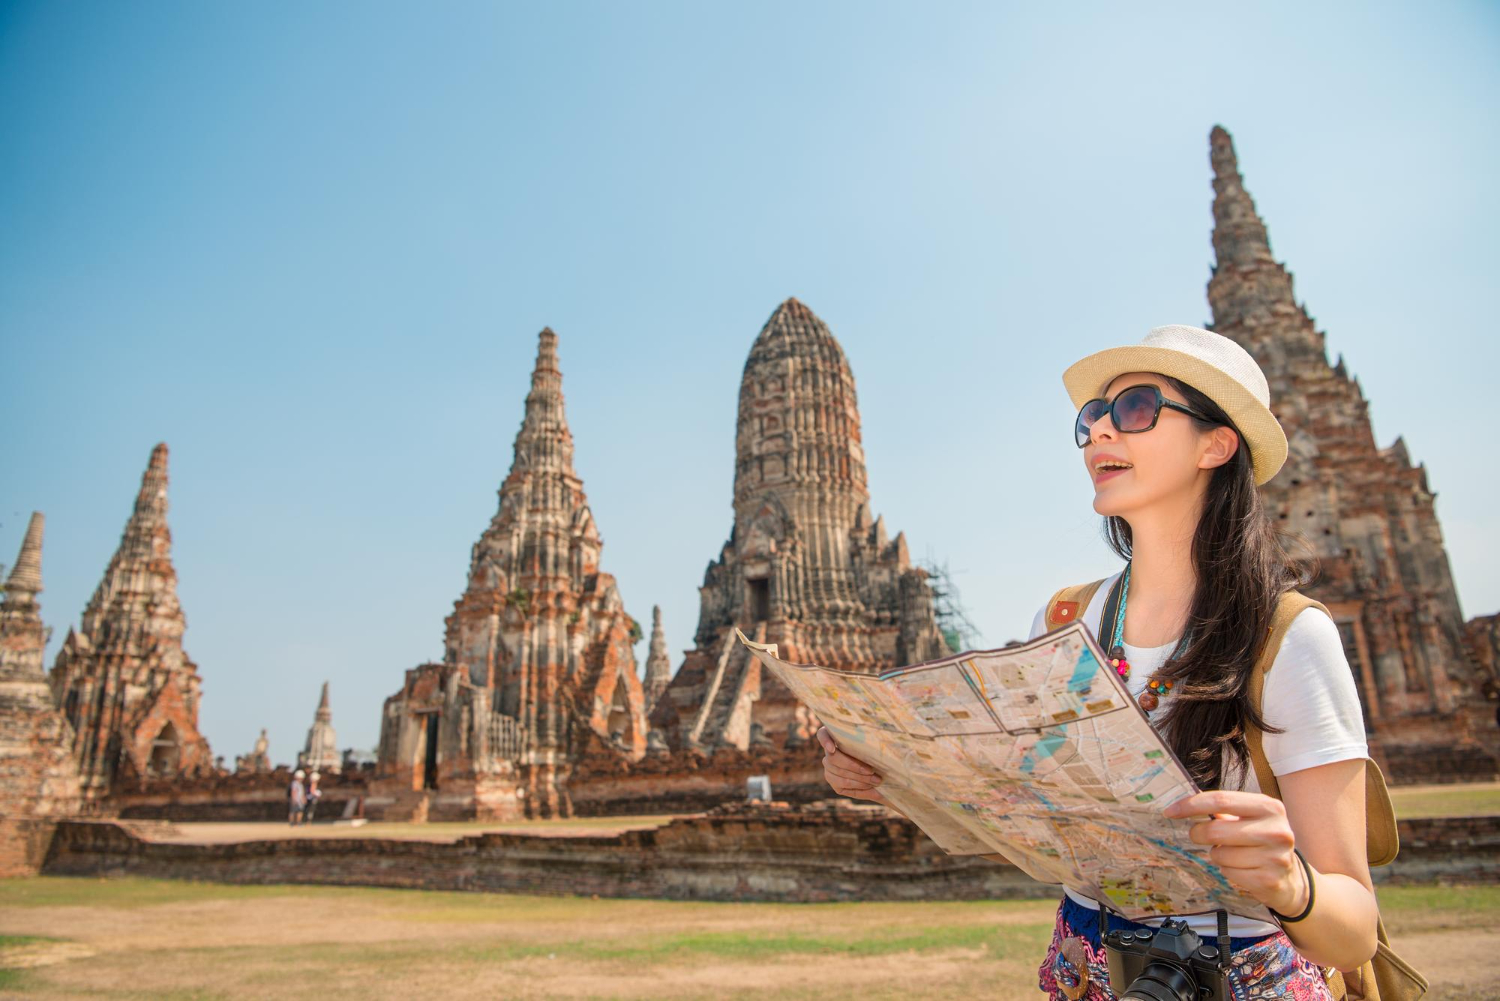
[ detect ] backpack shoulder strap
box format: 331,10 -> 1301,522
1045,579 -> 1109,630
1245,592 -> 1400,868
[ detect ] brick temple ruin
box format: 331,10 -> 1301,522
48,444 -> 214,800
1208,127 -> 1499,781
366,329 -> 649,821
561,299 -> 953,815
647,298 -> 951,753
4,132 -> 1498,855
360,301 -> 955,821
298,682 -> 341,774
0,514 -> 85,876
642,605 -> 673,715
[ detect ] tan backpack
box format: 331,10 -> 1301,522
1044,582 -> 1427,1000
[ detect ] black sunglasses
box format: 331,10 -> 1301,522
1074,384 -> 1215,448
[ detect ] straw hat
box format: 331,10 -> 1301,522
1062,325 -> 1288,485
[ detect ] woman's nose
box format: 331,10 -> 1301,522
1091,412 -> 1118,444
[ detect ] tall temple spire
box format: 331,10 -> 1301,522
373,327 -> 648,821
5,512 -> 45,597
1207,127 -> 1323,367
649,298 -> 949,752
299,680 -> 340,774
642,605 -> 673,712
1,513 -> 47,683
736,297 -> 869,515
0,509 -> 84,847
77,442 -> 183,643
512,327 -> 577,478
1209,126 -> 1275,270
1200,129 -> 1495,781
49,442 -> 212,796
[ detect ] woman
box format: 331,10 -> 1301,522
818,326 -> 1377,998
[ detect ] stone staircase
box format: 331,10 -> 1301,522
687,622 -> 765,752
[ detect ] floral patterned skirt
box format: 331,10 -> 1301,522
1037,896 -> 1334,1000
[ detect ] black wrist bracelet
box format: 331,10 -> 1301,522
1270,847 -> 1316,923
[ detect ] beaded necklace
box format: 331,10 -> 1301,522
1102,563 -> 1181,713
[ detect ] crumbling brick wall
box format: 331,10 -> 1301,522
39,802 -> 1499,900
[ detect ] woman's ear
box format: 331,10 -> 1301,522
1198,426 -> 1240,471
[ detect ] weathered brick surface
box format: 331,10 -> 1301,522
48,445 -> 213,800
109,768 -> 367,821
0,818 -> 61,879
370,330 -> 648,822
1463,613 -> 1500,735
0,512 -> 85,875
298,682 -> 341,774
40,803 -> 1048,902
642,606 -> 672,716
37,803 -> 1498,900
1388,814 -> 1500,884
650,299 -> 951,757
568,735 -> 826,815
1208,128 -> 1499,783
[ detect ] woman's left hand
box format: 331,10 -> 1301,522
1164,790 -> 1310,915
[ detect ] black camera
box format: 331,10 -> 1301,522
1104,919 -> 1230,1001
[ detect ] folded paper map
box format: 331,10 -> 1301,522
734,622 -> 1272,923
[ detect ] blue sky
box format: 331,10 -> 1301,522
2,2 -> 1496,762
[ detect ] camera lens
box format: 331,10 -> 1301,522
1120,961 -> 1198,1001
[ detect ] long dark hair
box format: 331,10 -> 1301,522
1103,376 -> 1309,789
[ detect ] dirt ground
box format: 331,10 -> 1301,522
1,879 -> 1495,1000
6,788 -> 1493,998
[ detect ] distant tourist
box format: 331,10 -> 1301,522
304,770 -> 323,823
288,768 -> 307,825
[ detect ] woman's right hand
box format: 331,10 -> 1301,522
816,726 -> 884,803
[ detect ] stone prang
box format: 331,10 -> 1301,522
370,329 -> 648,821
642,605 -> 673,715
49,445 -> 213,797
1207,127 -> 1497,781
1,512 -> 86,875
298,682 -> 340,774
649,298 -> 950,752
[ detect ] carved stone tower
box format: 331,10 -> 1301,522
371,329 -> 648,820
298,681 -> 341,774
0,513 -> 85,875
49,445 -> 213,797
642,605 -> 673,714
650,298 -> 950,751
1207,127 -> 1496,780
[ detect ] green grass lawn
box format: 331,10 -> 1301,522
0,877 -> 1062,999
0,784 -> 1484,998
0,877 -> 1495,1000
1388,781 -> 1500,819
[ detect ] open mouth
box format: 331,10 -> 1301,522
1093,460 -> 1133,475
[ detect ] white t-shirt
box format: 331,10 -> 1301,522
1025,572 -> 1368,938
